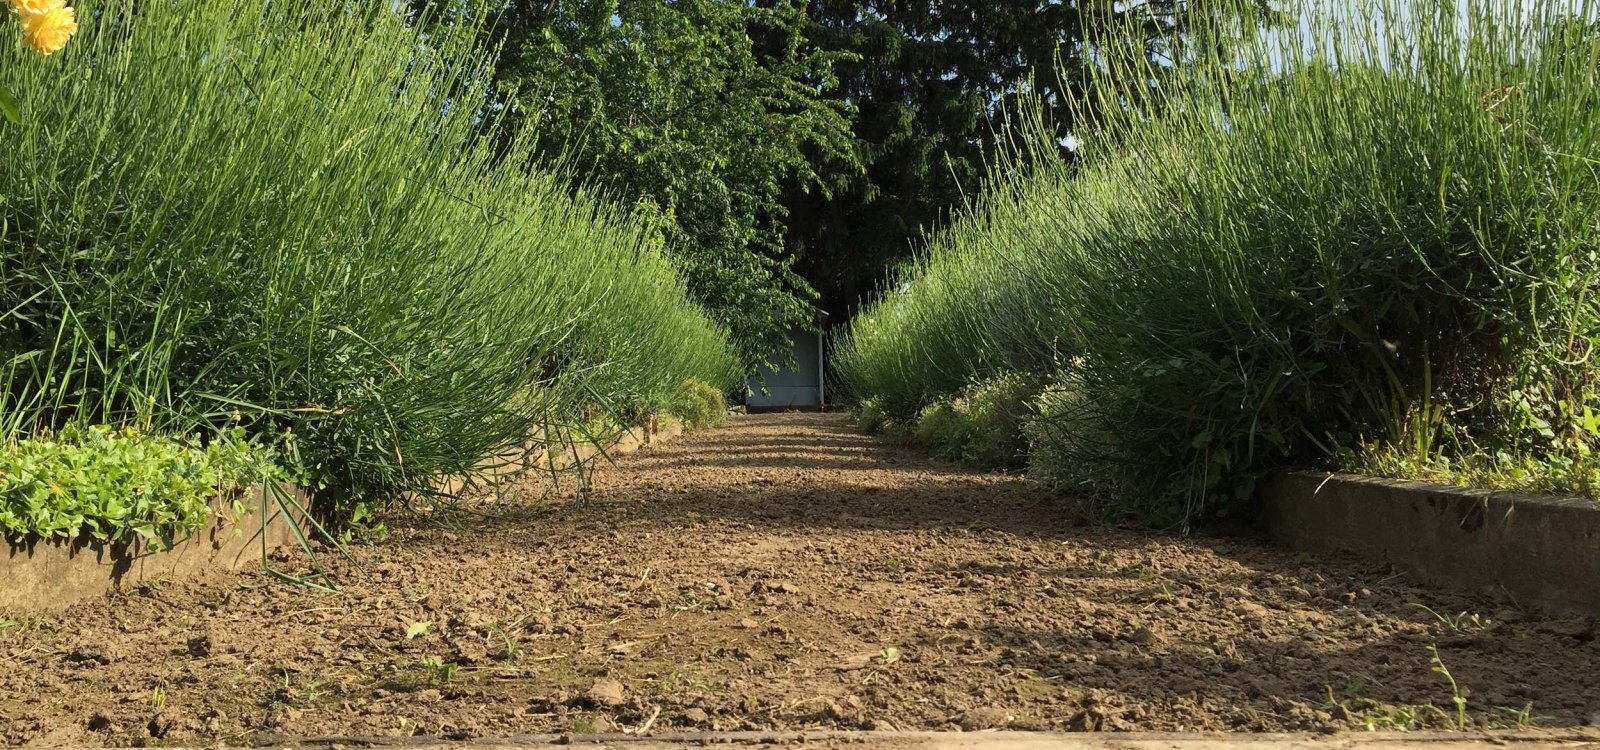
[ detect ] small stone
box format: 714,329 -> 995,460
959,707 -> 1012,731
1539,618 -> 1595,640
586,678 -> 626,707
1233,601 -> 1271,620
186,635 -> 212,658
1130,626 -> 1165,647
866,718 -> 898,731
415,689 -> 442,703
836,653 -> 874,671
738,618 -> 760,629
684,708 -> 709,724
1492,609 -> 1523,624
65,647 -> 113,666
825,701 -> 861,723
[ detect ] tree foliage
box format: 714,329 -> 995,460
787,0 -> 1271,321
419,0 -> 860,372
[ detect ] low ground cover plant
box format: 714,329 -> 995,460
0,0 -> 739,538
0,426 -> 277,547
898,374 -> 1038,470
838,0 -> 1600,524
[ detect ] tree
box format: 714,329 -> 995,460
785,0 -> 1271,324
416,0 -> 861,373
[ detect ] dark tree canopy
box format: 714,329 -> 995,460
786,0 -> 1260,324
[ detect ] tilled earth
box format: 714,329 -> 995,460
2,413 -> 1599,746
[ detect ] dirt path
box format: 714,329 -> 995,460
2,413 -> 1598,746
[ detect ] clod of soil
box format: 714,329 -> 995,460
2,413 -> 1599,746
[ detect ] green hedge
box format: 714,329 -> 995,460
838,0 -> 1600,524
0,0 -> 739,525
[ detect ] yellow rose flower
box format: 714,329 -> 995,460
19,4 -> 75,55
10,0 -> 63,15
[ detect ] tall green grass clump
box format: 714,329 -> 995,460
0,0 -> 739,527
838,0 -> 1600,525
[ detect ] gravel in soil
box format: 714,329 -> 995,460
2,413 -> 1598,746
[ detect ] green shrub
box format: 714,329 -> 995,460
961,374 -> 1039,470
912,402 -> 969,459
852,399 -> 889,433
0,0 -> 739,524
670,379 -> 728,430
838,0 -> 1600,523
1025,375 -> 1117,495
0,426 -> 278,546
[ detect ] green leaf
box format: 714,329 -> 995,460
0,87 -> 18,124
405,621 -> 433,639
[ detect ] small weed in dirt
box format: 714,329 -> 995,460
1411,604 -> 1491,635
488,620 -> 523,659
1495,703 -> 1540,729
1325,685 -> 1429,731
1429,645 -> 1470,730
420,658 -> 460,685
272,667 -> 330,706
406,621 -> 434,639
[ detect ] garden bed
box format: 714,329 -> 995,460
0,419 -> 685,615
0,484 -> 310,614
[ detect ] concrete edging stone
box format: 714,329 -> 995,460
1261,471 -> 1600,614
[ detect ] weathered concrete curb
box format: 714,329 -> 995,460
0,483 -> 312,614
1262,472 -> 1600,613
1,417 -> 687,615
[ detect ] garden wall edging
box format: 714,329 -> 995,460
0,483 -> 312,614
1261,471 -> 1600,614
1,416 -> 686,615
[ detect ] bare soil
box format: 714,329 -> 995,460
2,413 -> 1598,747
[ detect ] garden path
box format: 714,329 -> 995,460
2,413 -> 1598,746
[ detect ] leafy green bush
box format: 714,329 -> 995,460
838,0 -> 1600,523
897,375 -> 1037,468
0,0 -> 738,524
852,398 -> 889,434
912,402 -> 969,459
961,375 -> 1038,470
670,379 -> 729,430
0,426 -> 277,546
